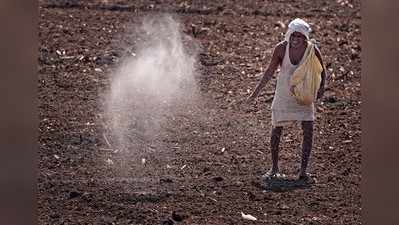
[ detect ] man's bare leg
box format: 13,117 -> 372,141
299,121 -> 313,179
268,126 -> 283,176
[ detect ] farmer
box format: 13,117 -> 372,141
247,18 -> 327,180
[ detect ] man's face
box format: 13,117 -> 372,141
289,31 -> 306,48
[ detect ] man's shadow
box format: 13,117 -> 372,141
256,176 -> 315,192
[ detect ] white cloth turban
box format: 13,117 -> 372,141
284,18 -> 312,42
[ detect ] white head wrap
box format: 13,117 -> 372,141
284,18 -> 312,42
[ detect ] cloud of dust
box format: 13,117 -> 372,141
103,15 -> 199,170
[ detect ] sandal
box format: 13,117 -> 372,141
262,171 -> 286,180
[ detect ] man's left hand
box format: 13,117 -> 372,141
316,88 -> 324,100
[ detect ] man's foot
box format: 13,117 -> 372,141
298,173 -> 315,184
262,170 -> 286,180
298,172 -> 309,180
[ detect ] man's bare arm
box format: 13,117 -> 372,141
248,43 -> 284,101
314,46 -> 327,99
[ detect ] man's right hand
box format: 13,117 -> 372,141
246,93 -> 256,103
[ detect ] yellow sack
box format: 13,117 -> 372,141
290,41 -> 323,106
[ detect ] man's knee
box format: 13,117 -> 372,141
272,126 -> 283,135
301,121 -> 313,130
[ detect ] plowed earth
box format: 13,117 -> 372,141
38,0 -> 361,224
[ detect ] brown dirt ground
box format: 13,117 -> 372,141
38,0 -> 361,224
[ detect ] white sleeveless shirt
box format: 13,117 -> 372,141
271,41 -> 314,126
